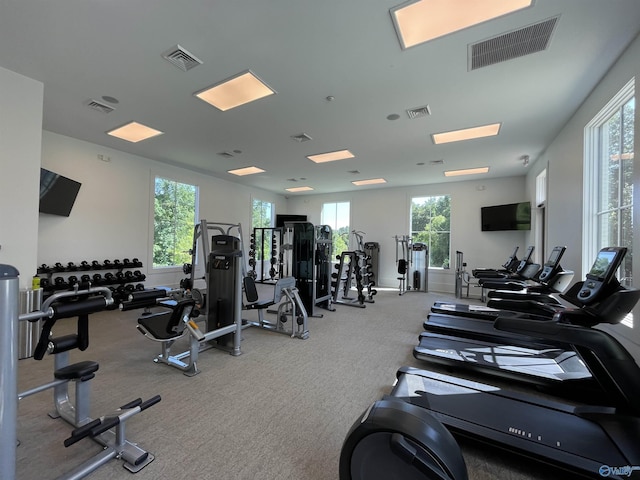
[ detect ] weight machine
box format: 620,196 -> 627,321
1,266 -> 160,480
395,235 -> 429,295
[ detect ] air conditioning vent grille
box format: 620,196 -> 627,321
162,45 -> 203,72
407,105 -> 431,119
217,151 -> 234,158
469,16 -> 559,70
84,99 -> 115,114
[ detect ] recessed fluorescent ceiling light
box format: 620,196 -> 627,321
107,121 -> 164,143
444,167 -> 489,177
307,149 -> 355,163
195,70 -> 276,111
391,0 -> 532,49
228,166 -> 265,176
432,123 -> 501,144
286,186 -> 314,192
352,178 -> 387,186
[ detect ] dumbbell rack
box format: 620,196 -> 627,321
248,228 -> 284,283
36,258 -> 146,305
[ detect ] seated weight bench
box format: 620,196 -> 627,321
243,276 -> 309,339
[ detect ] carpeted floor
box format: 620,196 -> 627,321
15,288 -> 587,480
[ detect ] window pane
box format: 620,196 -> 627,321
322,202 -> 349,258
154,177 -> 197,268
411,195 -> 451,268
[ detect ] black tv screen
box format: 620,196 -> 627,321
276,214 -> 308,228
39,168 -> 82,217
481,202 -> 531,231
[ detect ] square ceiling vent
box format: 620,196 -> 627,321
469,16 -> 559,70
162,45 -> 203,72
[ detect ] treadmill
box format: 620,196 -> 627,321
415,248 -> 627,389
394,248 -> 640,478
430,246 -> 572,321
471,245 -> 520,279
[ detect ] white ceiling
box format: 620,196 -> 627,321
1,0 -> 639,195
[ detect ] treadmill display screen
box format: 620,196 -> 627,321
546,247 -> 564,267
587,250 -> 618,280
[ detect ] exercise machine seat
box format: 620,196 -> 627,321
54,360 -> 100,381
243,276 -> 296,310
137,299 -> 196,340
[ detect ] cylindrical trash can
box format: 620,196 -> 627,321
18,288 -> 43,359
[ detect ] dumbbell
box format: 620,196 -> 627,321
132,258 -> 142,267
54,262 -> 65,272
123,258 -> 133,268
113,259 -> 123,268
39,264 -> 51,274
135,283 -> 145,291
103,259 -> 113,269
103,272 -> 115,284
124,271 -> 135,281
91,260 -> 102,270
115,271 -> 125,282
80,260 -> 91,270
92,274 -> 103,285
133,271 -> 146,281
54,277 -> 68,289
67,262 -> 78,271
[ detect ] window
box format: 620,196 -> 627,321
153,176 -> 198,268
252,198 -> 273,229
411,195 -> 451,268
321,201 -> 350,258
584,78 -> 634,326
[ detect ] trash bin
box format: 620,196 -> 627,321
18,288 -> 43,359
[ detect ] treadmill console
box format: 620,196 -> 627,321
514,246 -> 535,274
537,246 -> 566,282
501,246 -> 519,270
577,247 -> 626,304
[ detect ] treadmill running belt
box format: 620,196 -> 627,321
414,332 -> 591,383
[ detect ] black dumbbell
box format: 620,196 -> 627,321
132,258 -> 142,267
103,259 -> 112,269
91,260 -> 102,270
135,283 -> 145,291
113,259 -> 122,268
123,258 -> 133,268
80,260 -> 91,270
92,274 -> 103,285
125,271 -> 135,280
103,272 -> 115,284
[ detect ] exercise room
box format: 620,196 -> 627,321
1,1 -> 640,479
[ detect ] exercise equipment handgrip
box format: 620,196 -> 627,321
64,419 -> 102,448
139,395 -> 162,411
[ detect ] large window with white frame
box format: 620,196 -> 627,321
583,77 -> 634,325
321,201 -> 350,258
410,195 -> 451,269
153,176 -> 198,269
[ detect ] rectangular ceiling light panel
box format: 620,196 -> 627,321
195,70 -> 276,111
391,0 -> 533,49
228,166 -> 265,176
107,121 -> 164,143
352,178 -> 387,186
444,167 -> 489,177
432,123 -> 501,144
307,149 -> 355,163
286,186 -> 314,192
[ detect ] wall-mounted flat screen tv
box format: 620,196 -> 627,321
481,202 -> 531,231
39,168 -> 82,217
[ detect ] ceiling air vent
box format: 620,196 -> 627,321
469,16 -> 559,71
430,159 -> 444,165
407,105 -> 431,119
84,99 -> 115,114
217,151 -> 234,159
291,133 -> 313,142
162,45 -> 203,72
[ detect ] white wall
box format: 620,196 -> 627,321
525,32 -> 640,355
0,66 -> 43,288
39,131 -> 287,289
287,176 -> 529,294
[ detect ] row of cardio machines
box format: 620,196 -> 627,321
340,246 -> 640,480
